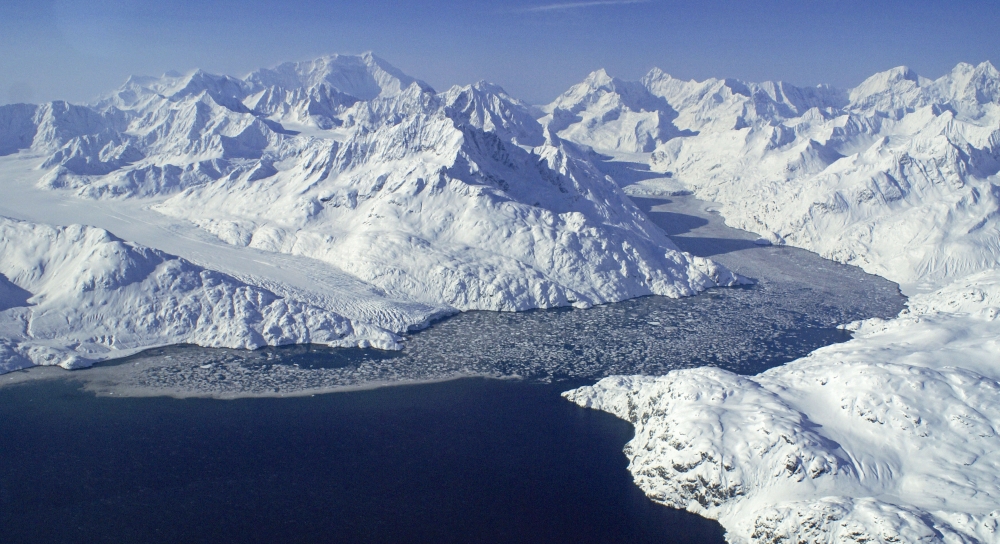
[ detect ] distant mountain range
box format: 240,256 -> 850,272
8,54 -> 999,294
545,60 -> 1000,290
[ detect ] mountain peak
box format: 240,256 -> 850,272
643,67 -> 673,82
966,60 -> 999,79
246,53 -> 432,101
889,65 -> 919,81
943,60 -> 1000,84
938,59 -> 1000,108
469,80 -> 511,96
857,65 -> 920,88
849,65 -> 925,108
584,68 -> 614,87
110,68 -> 249,110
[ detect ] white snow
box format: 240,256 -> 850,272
0,53 -> 736,372
560,61 -> 1000,543
5,51 -> 1000,542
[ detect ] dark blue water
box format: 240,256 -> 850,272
0,378 -> 726,544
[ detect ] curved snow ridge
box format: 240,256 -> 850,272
0,216 -> 399,373
564,271 -> 1000,543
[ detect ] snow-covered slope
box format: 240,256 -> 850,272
565,272 -> 1000,543
243,53 -> 433,129
542,69 -> 689,153
549,61 -> 1000,292
0,53 -> 737,371
0,216 -> 396,373
152,81 -> 736,310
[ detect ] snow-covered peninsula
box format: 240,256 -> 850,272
561,62 -> 1000,542
0,53 -> 736,371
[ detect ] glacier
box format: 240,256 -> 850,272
0,217 -> 394,373
0,52 -> 736,372
559,61 -> 1000,543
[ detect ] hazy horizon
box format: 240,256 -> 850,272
2,0 -> 998,106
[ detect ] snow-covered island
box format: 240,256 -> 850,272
0,53 -> 736,373
561,62 -> 1000,542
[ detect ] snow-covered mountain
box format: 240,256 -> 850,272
6,52 -> 1000,543
548,61 -> 1000,291
244,53 -> 432,127
0,53 -> 736,370
542,69 -> 690,153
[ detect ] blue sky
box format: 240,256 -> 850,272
2,0 -> 998,105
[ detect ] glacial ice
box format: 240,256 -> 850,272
0,216 -> 396,373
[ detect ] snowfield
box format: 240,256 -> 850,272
0,52 -> 736,371
560,61 -> 1000,543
